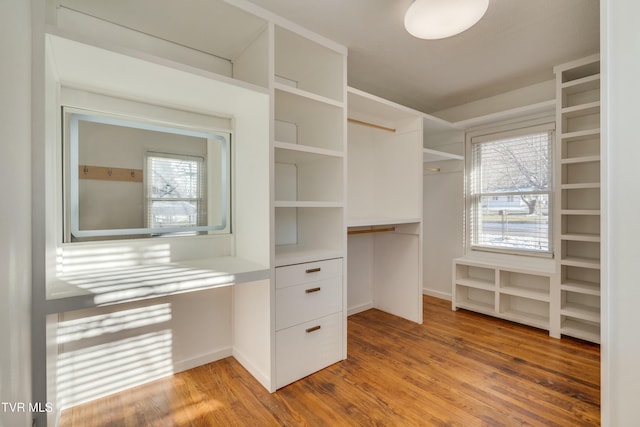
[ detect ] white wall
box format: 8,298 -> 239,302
55,287 -> 234,409
433,80 -> 555,123
422,160 -> 464,299
602,0 -> 640,425
0,0 -> 32,426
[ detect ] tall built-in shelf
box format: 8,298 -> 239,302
554,54 -> 601,344
272,26 -> 346,268
271,24 -> 348,388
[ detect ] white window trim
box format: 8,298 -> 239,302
144,151 -> 207,232
465,115 -> 556,258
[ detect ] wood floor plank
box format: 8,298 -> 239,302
59,296 -> 600,426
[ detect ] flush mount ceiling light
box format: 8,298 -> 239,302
404,0 -> 489,40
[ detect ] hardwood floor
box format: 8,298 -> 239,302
59,296 -> 600,426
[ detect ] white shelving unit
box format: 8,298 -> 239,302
346,87 -> 464,321
422,116 -> 465,300
346,88 -> 426,323
554,55 -> 601,344
271,24 -> 348,387
452,258 -> 554,332
36,5 -> 350,417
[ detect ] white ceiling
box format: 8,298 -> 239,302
247,0 -> 600,113
55,0 -> 600,114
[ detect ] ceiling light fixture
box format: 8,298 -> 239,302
404,0 -> 489,40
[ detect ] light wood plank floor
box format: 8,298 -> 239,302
59,296 -> 600,426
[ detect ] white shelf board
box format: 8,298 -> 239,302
347,217 -> 421,228
560,183 -> 601,190
561,280 -> 601,296
561,209 -> 601,216
455,278 -> 495,292
454,300 -> 495,314
454,256 -> 555,276
499,286 -> 550,302
561,256 -> 601,269
560,155 -> 601,164
560,129 -> 601,140
561,73 -> 600,92
423,148 -> 463,162
561,101 -> 600,118
274,200 -> 344,208
499,310 -> 549,330
274,140 -> 344,159
561,233 -> 601,243
45,256 -> 270,313
561,318 -> 600,343
275,82 -> 343,108
561,302 -> 601,323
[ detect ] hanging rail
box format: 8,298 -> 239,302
347,117 -> 396,133
347,226 -> 396,236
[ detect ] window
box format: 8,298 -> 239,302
146,153 -> 206,230
469,123 -> 554,255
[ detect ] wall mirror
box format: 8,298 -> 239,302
63,106 -> 231,242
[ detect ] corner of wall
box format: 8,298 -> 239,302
431,80 -> 556,123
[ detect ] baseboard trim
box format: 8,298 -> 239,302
232,348 -> 272,392
422,289 -> 452,301
347,302 -> 374,316
173,347 -> 233,374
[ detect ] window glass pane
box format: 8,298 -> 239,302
149,200 -> 199,228
470,129 -> 553,255
149,156 -> 202,199
147,153 -> 205,229
474,194 -> 550,252
473,132 -> 551,194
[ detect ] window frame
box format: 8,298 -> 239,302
63,104 -> 231,241
465,118 -> 556,258
145,151 -> 207,232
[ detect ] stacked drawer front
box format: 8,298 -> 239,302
275,258 -> 343,388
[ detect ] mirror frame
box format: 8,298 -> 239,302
64,107 -> 231,241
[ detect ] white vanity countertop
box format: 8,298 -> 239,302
45,256 -> 270,314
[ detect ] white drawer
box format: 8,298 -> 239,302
275,311 -> 343,389
275,258 -> 342,289
276,277 -> 342,330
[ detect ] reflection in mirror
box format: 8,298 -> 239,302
64,108 -> 231,242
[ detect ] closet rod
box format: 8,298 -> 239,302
347,227 -> 396,236
424,167 -> 441,172
347,117 -> 396,133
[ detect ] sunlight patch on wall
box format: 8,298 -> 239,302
56,303 -> 174,409
57,243 -> 172,274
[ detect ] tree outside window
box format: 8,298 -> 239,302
146,153 -> 206,230
470,128 -> 553,255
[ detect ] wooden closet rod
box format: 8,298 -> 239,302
347,227 -> 396,236
347,117 -> 396,133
